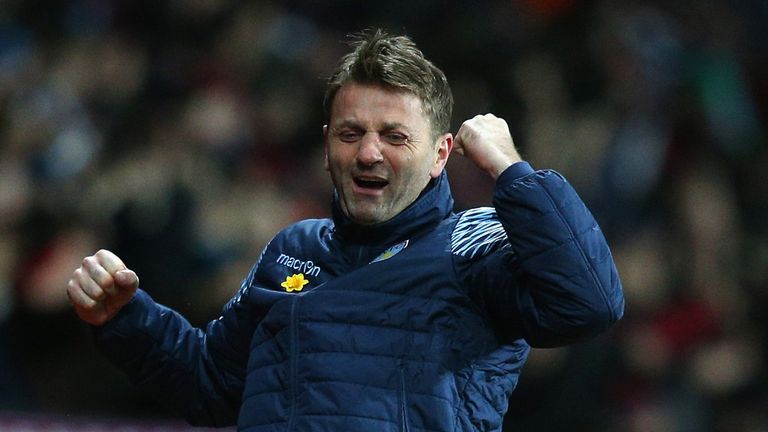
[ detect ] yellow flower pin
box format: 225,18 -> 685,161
281,273 -> 309,292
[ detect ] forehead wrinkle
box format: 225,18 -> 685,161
330,83 -> 429,135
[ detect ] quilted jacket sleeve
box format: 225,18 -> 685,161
91,262 -> 260,427
455,162 -> 624,348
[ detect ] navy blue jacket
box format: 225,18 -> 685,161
94,162 -> 624,431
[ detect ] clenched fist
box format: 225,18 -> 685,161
66,249 -> 138,326
453,114 -> 523,180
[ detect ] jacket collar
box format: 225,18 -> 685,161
331,171 -> 454,246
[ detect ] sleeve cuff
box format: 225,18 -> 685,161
91,289 -> 148,333
496,161 -> 535,186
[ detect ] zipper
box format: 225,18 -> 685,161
286,295 -> 301,432
398,363 -> 410,432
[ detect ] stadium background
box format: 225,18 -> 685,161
0,0 -> 766,430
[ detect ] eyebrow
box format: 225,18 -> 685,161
332,119 -> 412,132
331,119 -> 362,130
381,122 -> 410,132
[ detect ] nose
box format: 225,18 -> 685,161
356,132 -> 384,166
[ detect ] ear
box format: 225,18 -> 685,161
429,133 -> 453,178
322,125 -> 330,171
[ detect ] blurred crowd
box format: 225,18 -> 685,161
0,0 -> 766,431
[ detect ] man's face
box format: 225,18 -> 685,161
324,83 -> 452,225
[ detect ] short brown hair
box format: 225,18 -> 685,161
323,29 -> 453,139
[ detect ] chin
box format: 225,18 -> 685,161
350,214 -> 383,226
345,203 -> 383,225
348,207 -> 390,225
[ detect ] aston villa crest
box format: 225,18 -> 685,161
369,240 -> 409,264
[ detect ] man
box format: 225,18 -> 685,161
67,29 -> 624,431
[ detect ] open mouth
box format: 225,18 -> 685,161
353,177 -> 389,190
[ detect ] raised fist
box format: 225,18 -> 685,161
66,249 -> 139,326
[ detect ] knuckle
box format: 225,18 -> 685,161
92,289 -> 106,301
83,255 -> 97,268
99,273 -> 115,288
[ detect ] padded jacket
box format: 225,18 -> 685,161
94,162 -> 624,431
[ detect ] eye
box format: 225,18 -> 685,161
334,129 -> 362,143
383,133 -> 408,145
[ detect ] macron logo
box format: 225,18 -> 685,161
276,254 -> 321,277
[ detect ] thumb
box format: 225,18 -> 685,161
114,269 -> 139,290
